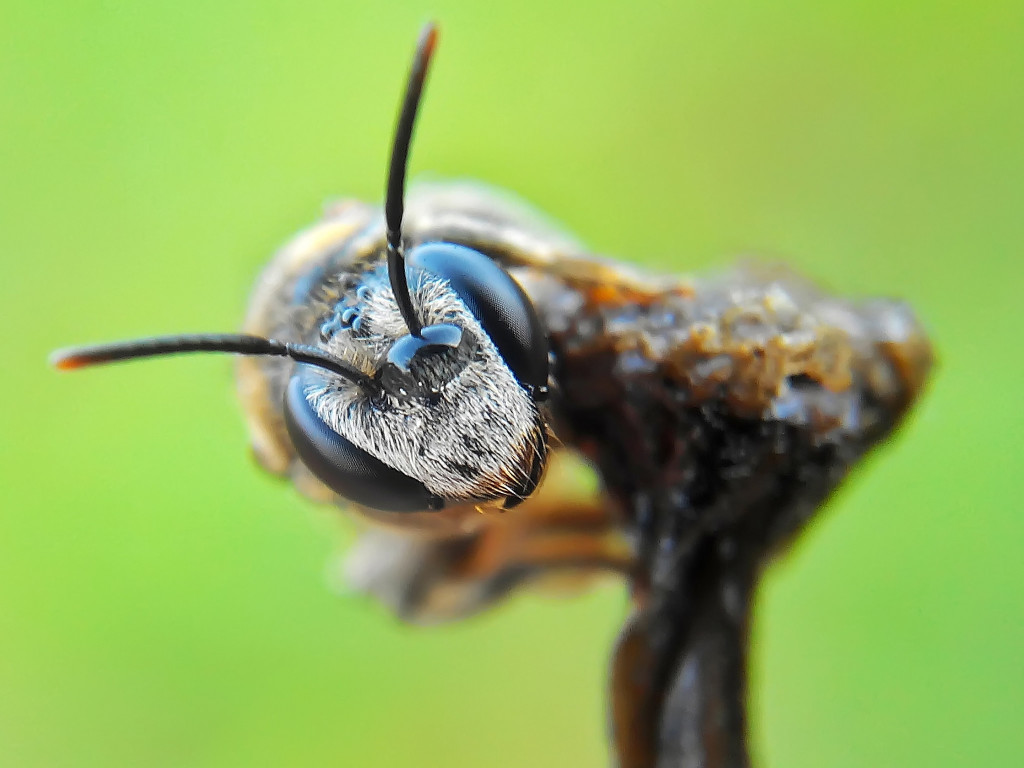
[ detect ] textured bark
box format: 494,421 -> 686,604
236,186 -> 934,766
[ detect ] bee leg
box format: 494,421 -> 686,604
343,493 -> 632,624
448,498 -> 634,595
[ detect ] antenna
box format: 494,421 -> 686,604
50,333 -> 371,388
384,22 -> 439,338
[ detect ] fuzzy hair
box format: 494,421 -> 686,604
303,265 -> 543,501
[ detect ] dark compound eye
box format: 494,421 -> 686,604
283,370 -> 445,512
408,242 -> 549,397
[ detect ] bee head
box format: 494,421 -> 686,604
51,23 -> 551,513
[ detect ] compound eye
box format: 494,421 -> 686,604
408,242 -> 549,396
283,371 -> 445,512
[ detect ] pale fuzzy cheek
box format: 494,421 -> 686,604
458,424 -> 544,501
421,432 -> 534,500
413,406 -> 544,501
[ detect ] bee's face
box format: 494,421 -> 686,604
50,25 -> 550,515
283,246 -> 549,512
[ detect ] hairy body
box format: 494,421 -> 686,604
237,182 -> 933,768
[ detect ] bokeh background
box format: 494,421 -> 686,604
2,2 -> 1020,766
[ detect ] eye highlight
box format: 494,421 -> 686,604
378,322 -> 471,400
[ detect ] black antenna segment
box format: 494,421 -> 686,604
384,22 -> 439,338
51,333 -> 372,388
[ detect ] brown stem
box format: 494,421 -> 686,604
611,540 -> 757,768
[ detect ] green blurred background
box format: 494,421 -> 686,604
2,1 -> 1020,766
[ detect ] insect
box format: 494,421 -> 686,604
52,23 -> 933,768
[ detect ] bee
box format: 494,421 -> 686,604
52,23 -> 933,768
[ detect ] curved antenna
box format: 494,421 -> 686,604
385,22 -> 439,338
50,333 -> 372,388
